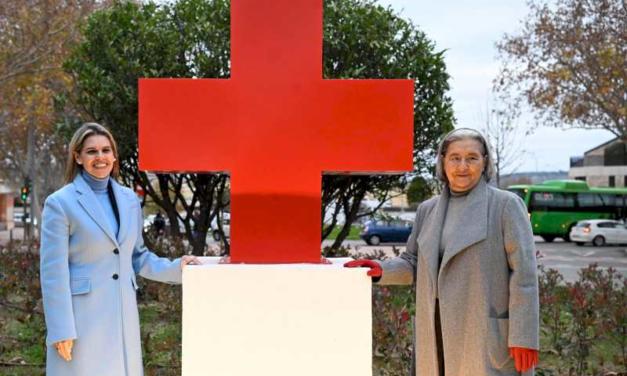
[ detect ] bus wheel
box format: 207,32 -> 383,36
541,236 -> 555,243
563,224 -> 576,242
592,236 -> 605,247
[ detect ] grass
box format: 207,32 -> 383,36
0,305 -> 46,376
326,225 -> 362,240
0,296 -> 182,375
1,310 -> 45,362
0,366 -> 45,376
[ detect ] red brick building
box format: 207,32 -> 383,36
0,182 -> 14,231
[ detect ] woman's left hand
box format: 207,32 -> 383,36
181,255 -> 201,269
344,259 -> 382,278
509,347 -> 539,372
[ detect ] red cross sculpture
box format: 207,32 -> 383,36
139,0 -> 414,263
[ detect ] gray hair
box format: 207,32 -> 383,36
435,128 -> 495,185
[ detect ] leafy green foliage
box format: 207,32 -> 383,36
538,264 -> 626,375
406,175 -> 434,206
321,0 -> 454,247
64,0 -> 454,253
65,0 -> 231,254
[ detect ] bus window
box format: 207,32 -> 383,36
577,192 -> 626,217
577,193 -> 596,207
599,194 -> 617,207
530,191 -> 576,211
577,193 -> 604,210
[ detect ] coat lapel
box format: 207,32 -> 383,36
439,179 -> 488,272
73,174 -> 119,247
110,179 -> 131,244
417,192 -> 448,289
417,179 -> 489,289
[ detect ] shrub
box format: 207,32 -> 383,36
0,239 -> 624,375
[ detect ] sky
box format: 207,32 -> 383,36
376,0 -> 615,173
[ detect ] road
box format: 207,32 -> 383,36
323,237 -> 627,283
3,227 -> 625,283
532,237 -> 627,283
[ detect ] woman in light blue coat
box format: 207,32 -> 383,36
40,123 -> 199,375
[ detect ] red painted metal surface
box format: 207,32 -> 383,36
139,0 -> 414,263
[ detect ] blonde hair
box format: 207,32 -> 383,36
434,128 -> 495,185
64,122 -> 120,184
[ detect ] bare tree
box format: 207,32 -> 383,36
0,0 -> 109,237
480,100 -> 528,188
0,0 -> 109,84
495,0 -> 626,136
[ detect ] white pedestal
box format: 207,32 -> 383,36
182,257 -> 372,376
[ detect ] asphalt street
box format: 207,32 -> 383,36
532,238 -> 627,283
3,227 -> 624,283
324,237 -> 627,283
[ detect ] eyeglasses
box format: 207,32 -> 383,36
445,155 -> 484,166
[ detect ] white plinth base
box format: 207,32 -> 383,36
182,257 -> 371,376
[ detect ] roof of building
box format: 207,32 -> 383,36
584,136 -> 622,155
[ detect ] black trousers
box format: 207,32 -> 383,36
410,301 -> 445,376
435,299 -> 445,376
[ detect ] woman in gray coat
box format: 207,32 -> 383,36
346,128 -> 539,376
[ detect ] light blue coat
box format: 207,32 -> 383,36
40,173 -> 182,376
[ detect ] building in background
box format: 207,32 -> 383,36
500,171 -> 569,188
569,137 -> 627,187
0,181 -> 14,230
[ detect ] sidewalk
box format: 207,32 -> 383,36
0,227 -> 25,246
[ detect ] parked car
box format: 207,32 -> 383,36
360,219 -> 412,245
13,209 -> 37,227
569,219 -> 627,246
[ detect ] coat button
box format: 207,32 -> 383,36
112,273 -> 119,280
113,248 -> 119,255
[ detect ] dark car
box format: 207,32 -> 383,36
360,220 -> 412,245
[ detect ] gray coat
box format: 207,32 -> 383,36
379,179 -> 539,376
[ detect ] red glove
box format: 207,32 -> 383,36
509,347 -> 539,372
343,259 -> 382,278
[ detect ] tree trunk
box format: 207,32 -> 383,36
329,188 -> 367,250
156,175 -> 182,238
24,121 -> 36,242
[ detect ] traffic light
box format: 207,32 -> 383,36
20,185 -> 29,202
20,177 -> 30,202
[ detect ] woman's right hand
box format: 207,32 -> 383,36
54,339 -> 73,362
343,259 -> 382,278
181,255 -> 201,269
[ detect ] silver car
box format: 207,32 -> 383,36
569,219 -> 627,246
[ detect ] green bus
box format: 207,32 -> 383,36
507,180 -> 627,242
